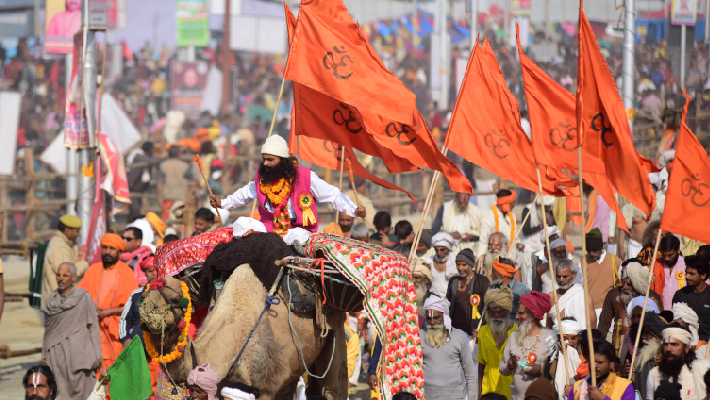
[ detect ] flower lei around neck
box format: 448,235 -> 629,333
142,280 -> 192,363
260,178 -> 293,206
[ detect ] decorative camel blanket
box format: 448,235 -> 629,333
305,233 -> 425,400
155,228 -> 234,278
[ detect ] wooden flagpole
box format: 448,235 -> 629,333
505,193 -> 540,258
334,151 -> 346,227
408,146 -> 449,263
627,228 -> 664,379
249,77 -> 287,217
577,146 -> 596,386
536,165 -> 569,383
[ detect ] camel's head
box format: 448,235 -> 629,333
139,276 -> 186,335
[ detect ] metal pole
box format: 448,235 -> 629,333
438,0 -> 450,110
706,0 -> 709,42
66,53 -> 78,216
681,24 -> 687,88
79,0 -> 98,241
34,0 -> 41,37
622,0 -> 635,132
470,0 -> 478,46
221,0 -> 232,116
413,0 -> 418,47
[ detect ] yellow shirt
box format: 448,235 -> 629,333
478,323 -> 517,399
344,324 -> 360,379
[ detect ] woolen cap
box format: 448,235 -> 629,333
261,135 -> 290,158
59,214 -> 82,229
524,377 -> 556,400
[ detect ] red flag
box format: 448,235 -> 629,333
576,2 -> 656,216
289,133 -> 415,202
447,38 -> 562,195
660,93 -> 710,244
284,1 -> 471,193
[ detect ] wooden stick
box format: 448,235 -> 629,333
408,146 -> 449,263
536,165 -> 568,383
193,157 -> 223,226
249,77 -> 287,217
505,193 -> 540,258
345,157 -> 361,207
472,305 -> 487,345
628,228 -> 664,380
577,146 -> 596,387
334,152 -> 346,228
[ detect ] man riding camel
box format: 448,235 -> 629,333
210,136 -> 366,236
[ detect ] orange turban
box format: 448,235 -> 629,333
100,233 -> 127,252
492,259 -> 516,278
146,212 -> 166,245
496,192 -> 517,213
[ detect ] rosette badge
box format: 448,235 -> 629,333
299,194 -> 316,226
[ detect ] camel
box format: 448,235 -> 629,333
139,264 -> 349,400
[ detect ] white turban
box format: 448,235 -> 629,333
660,150 -> 676,167
554,318 -> 584,336
128,218 -> 156,247
232,217 -> 267,238
624,262 -> 651,296
648,172 -> 661,188
282,228 -> 311,245
431,231 -> 455,250
662,327 -> 693,345
261,135 -> 290,158
626,296 -> 660,322
221,387 -> 255,400
672,303 -> 700,346
423,295 -> 451,332
537,195 -> 556,206
540,225 -> 562,245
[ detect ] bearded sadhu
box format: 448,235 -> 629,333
210,136 -> 366,237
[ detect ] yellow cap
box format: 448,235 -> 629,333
59,214 -> 82,229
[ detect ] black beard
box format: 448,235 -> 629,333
258,158 -> 297,184
26,395 -> 47,400
102,255 -> 118,265
659,353 -> 685,382
665,254 -> 680,267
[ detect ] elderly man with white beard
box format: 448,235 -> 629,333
500,292 -> 555,400
598,261 -> 664,336
475,232 -> 508,278
421,296 -> 477,400
550,317 -> 584,400
646,326 -> 710,400
535,238 -> 569,296
412,259 -> 435,326
475,286 -> 517,399
546,259 -> 597,331
429,231 -> 459,297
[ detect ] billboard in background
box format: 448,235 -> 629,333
45,0 -> 82,54
511,0 -> 532,15
671,0 -> 698,26
230,15 -> 287,54
170,61 -> 209,120
89,0 -> 107,30
177,0 -> 209,47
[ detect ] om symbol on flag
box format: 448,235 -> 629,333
332,103 -> 362,134
484,130 -> 511,159
591,113 -> 613,147
323,46 -> 354,80
385,122 -> 417,146
681,174 -> 710,207
323,140 -> 345,162
549,121 -> 577,152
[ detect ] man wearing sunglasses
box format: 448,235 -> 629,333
119,227 -> 152,286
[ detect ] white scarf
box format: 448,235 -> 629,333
549,284 -> 588,329
555,346 -> 582,400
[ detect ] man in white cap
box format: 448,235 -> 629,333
551,317 -> 584,400
428,231 -> 459,297
646,326 -> 710,400
421,296 -> 477,400
210,135 -> 366,237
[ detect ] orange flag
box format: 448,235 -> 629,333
447,38 -> 563,195
284,1 -> 471,193
660,93 -> 710,244
289,133 -> 415,202
576,2 -> 656,216
284,0 -> 416,126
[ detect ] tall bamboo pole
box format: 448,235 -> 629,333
577,147 -> 596,386
536,165 -> 568,383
